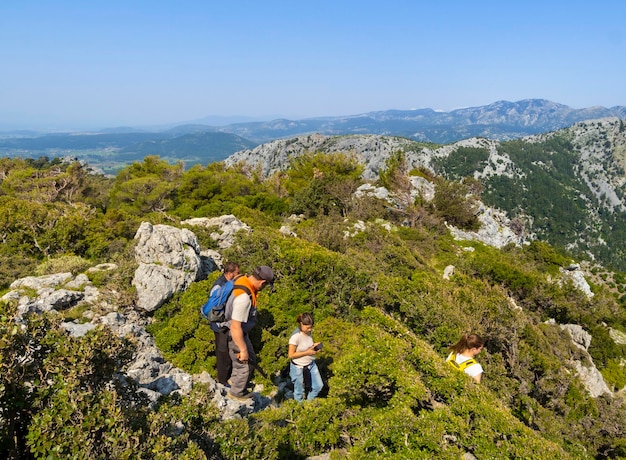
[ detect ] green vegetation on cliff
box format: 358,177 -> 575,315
1,154 -> 625,459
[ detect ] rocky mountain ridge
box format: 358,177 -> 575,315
226,117 -> 626,271
226,117 -> 625,203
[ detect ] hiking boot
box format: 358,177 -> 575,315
227,391 -> 254,402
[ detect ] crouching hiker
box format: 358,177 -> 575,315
288,312 -> 324,402
446,333 -> 485,383
224,265 -> 274,401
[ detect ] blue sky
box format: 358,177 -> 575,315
1,1 -> 625,130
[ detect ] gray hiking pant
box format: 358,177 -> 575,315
227,333 -> 256,397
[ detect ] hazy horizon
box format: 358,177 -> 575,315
2,98 -> 626,134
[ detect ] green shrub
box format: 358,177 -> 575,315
588,325 -> 626,369
149,279 -> 216,374
432,146 -> 490,179
27,386 -> 143,459
0,301 -> 138,459
0,253 -> 38,290
432,179 -> 480,230
34,254 -> 93,276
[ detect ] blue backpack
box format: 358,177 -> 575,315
200,274 -> 250,323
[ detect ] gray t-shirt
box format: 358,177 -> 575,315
231,292 -> 252,323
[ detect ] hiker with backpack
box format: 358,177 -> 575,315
205,262 -> 240,386
223,265 -> 275,401
446,333 -> 485,383
288,312 -> 324,402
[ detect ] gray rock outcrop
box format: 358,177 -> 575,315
560,324 -> 592,351
354,176 -> 435,206
4,260 -> 272,418
559,323 -> 612,397
10,272 -> 74,291
6,272 -> 85,318
98,310 -> 195,402
226,134 -> 423,181
448,203 -> 526,249
355,183 -> 392,201
182,214 -> 252,249
609,327 -> 626,345
356,177 -> 526,250
570,360 -> 612,398
132,222 -> 203,312
559,264 -> 594,299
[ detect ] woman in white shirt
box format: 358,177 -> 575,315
446,333 -> 485,383
288,313 -> 324,401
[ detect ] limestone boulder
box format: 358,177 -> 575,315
181,214 -> 252,249
132,222 -> 203,312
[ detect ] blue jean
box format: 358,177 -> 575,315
290,360 -> 323,402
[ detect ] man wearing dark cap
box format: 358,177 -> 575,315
224,265 -> 274,401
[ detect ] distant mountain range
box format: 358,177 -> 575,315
215,99 -> 626,143
1,99 -> 625,173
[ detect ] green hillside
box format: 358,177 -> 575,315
0,131 -> 258,175
1,154 -> 625,459
225,120 -> 626,273
439,135 -> 626,272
